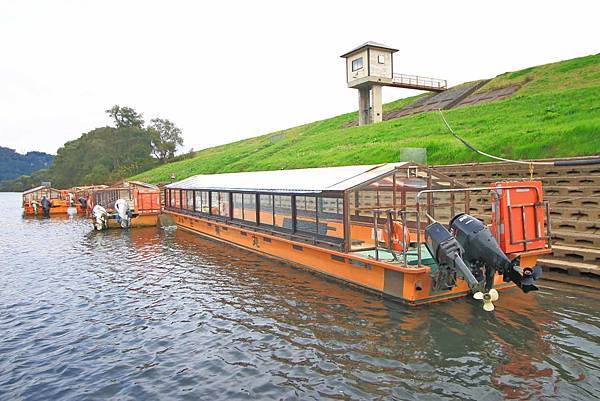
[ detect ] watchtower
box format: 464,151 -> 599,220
341,42 -> 447,125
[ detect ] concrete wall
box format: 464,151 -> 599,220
369,49 -> 393,78
346,49 -> 368,84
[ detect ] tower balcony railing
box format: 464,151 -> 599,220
392,73 -> 447,91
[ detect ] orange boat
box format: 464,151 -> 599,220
22,185 -> 72,216
164,163 -> 552,309
69,185 -> 109,214
90,181 -> 161,229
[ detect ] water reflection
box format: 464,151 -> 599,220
0,193 -> 598,401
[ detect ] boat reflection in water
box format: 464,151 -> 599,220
1,189 -> 597,401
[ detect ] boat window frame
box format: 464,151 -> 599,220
164,187 -> 346,247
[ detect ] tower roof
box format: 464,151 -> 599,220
340,41 -> 399,58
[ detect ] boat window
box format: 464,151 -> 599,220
186,190 -> 194,211
180,190 -> 188,210
199,191 -> 209,213
232,193 -> 243,219
259,194 -> 274,226
274,195 -> 292,229
348,174 -> 398,250
295,196 -> 317,234
173,190 -> 179,208
210,192 -> 219,215
194,191 -> 202,212
212,192 -> 230,217
318,197 -> 344,238
243,194 -> 256,223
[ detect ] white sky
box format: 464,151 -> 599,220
0,0 -> 598,155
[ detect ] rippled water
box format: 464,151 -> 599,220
0,192 -> 599,400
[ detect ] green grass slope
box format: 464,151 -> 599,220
133,54 -> 600,184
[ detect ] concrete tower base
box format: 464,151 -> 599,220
357,85 -> 383,125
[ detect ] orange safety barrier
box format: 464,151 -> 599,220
490,181 -> 546,254
133,188 -> 161,214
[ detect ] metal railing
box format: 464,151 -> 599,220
356,185 -> 551,267
392,73 -> 447,90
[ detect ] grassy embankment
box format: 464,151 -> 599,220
133,54 -> 600,184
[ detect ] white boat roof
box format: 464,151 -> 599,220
166,163 -> 410,194
22,185 -> 59,195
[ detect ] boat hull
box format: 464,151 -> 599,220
166,210 -> 514,306
104,214 -> 159,229
23,203 -> 73,216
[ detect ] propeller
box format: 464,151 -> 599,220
473,288 -> 499,311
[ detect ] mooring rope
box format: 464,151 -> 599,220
438,109 -> 600,167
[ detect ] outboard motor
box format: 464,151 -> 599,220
92,204 -> 108,230
114,199 -> 132,229
424,221 -> 483,292
40,196 -> 52,218
31,200 -> 40,216
450,214 -> 541,293
78,197 -> 88,209
426,214 -> 542,311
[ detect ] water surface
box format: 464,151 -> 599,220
0,192 -> 598,400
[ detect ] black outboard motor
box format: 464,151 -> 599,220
426,214 -> 542,311
40,196 -> 52,218
450,214 -> 541,293
424,221 -> 484,293
78,197 -> 87,209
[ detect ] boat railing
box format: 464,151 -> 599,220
362,185 -> 551,267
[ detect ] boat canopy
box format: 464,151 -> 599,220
164,163 -> 463,251
23,185 -> 56,195
22,186 -> 63,201
166,163 -> 409,194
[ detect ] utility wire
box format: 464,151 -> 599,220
438,109 -> 600,166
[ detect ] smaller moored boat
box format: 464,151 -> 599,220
90,181 -> 161,230
22,185 -> 72,217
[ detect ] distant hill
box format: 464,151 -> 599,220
131,53 -> 600,184
0,147 -> 54,181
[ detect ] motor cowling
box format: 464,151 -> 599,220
450,213 -> 541,293
41,196 -> 52,217
92,204 -> 108,230
114,199 -> 132,228
425,221 -> 484,293
78,197 -> 87,209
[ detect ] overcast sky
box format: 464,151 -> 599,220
1,0 -> 598,155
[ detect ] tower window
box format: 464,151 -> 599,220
378,55 -> 385,64
352,57 -> 363,71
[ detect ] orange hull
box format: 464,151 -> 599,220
104,214 -> 159,229
167,210 -> 514,305
23,203 -> 75,216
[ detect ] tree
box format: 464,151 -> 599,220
48,126 -> 154,188
105,105 -> 145,129
147,118 -> 184,163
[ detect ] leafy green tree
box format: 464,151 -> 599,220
105,105 -> 145,129
48,126 -> 155,188
147,118 -> 184,163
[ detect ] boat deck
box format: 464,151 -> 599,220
353,245 -> 438,270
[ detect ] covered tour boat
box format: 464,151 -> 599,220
90,181 -> 161,230
164,163 -> 552,309
22,185 -> 72,216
